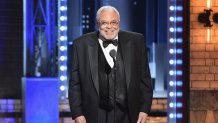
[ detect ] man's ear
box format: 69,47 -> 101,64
97,21 -> 100,28
96,21 -> 101,30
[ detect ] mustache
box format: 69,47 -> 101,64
104,29 -> 115,32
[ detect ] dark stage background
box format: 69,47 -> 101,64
0,1 -> 23,98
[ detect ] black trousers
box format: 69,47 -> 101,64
98,104 -> 129,123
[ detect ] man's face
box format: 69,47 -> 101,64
98,10 -> 119,40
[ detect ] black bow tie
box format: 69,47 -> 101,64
103,39 -> 118,48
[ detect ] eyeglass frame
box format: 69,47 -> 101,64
98,20 -> 119,28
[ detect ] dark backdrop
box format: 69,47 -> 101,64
0,1 -> 23,98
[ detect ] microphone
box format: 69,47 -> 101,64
109,49 -> 117,123
109,49 -> 116,62
105,49 -> 116,74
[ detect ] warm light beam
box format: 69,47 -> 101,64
207,0 -> 212,9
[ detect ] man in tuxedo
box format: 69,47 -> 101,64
68,6 -> 153,123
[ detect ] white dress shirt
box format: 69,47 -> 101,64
98,36 -> 118,68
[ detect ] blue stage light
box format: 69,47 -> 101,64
169,49 -> 175,54
169,81 -> 175,86
169,102 -> 174,108
177,81 -> 183,86
176,70 -> 183,75
169,38 -> 175,43
60,6 -> 67,11
169,113 -> 174,119
169,27 -> 175,32
169,6 -> 175,11
60,16 -> 67,21
176,92 -> 183,97
176,49 -> 183,54
176,113 -> 183,118
169,59 -> 174,64
176,6 -> 183,11
60,85 -> 66,91
177,27 -> 183,32
169,70 -> 175,76
60,46 -> 67,51
176,17 -> 183,22
167,0 -> 185,122
58,0 -> 68,100
176,102 -> 183,108
169,17 -> 175,21
169,92 -> 174,97
176,59 -> 183,64
60,65 -> 67,71
177,38 -> 183,43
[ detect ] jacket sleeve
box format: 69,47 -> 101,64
68,41 -> 83,119
139,35 -> 153,114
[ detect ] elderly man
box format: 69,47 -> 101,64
68,6 -> 153,123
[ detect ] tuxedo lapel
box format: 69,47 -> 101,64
88,32 -> 99,95
118,31 -> 131,88
88,31 -> 132,94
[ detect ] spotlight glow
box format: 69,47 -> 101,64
169,59 -> 174,64
169,102 -> 174,108
168,1 -> 185,122
60,26 -> 67,31
60,6 -> 67,11
169,81 -> 174,86
176,103 -> 183,108
170,27 -> 175,32
60,46 -> 67,51
169,70 -> 174,75
176,6 -> 183,11
60,65 -> 67,71
60,85 -> 66,91
177,113 -> 183,118
176,17 -> 183,22
169,49 -> 175,54
176,49 -> 183,54
58,0 -> 68,100
60,56 -> 67,61
177,81 -> 183,86
60,36 -> 67,41
169,6 -> 175,11
176,70 -> 183,75
176,27 -> 183,32
60,16 -> 67,21
60,76 -> 67,81
169,38 -> 174,43
169,113 -> 174,119
177,92 -> 183,97
169,17 -> 175,21
176,59 -> 183,64
169,92 -> 174,97
177,38 -> 183,43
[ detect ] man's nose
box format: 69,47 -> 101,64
106,23 -> 112,28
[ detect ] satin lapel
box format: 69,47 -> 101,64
119,32 -> 131,88
88,34 -> 99,95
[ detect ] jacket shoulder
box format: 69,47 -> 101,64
119,30 -> 145,45
73,32 -> 98,44
119,30 -> 144,38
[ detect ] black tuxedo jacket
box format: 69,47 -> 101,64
68,30 -> 153,123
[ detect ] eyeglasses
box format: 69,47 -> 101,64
99,21 -> 119,28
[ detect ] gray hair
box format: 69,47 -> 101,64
96,6 -> 120,22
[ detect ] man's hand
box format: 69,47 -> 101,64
137,112 -> 148,123
75,116 -> 86,123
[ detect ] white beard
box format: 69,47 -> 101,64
99,29 -> 119,40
